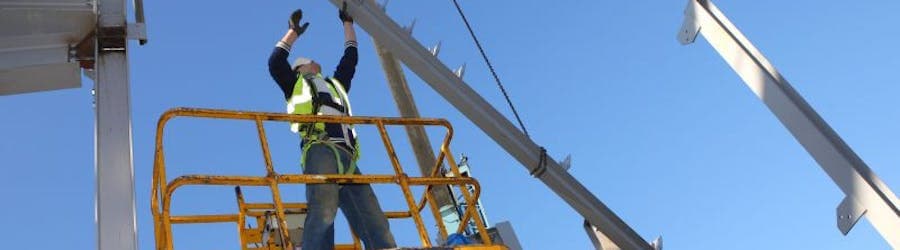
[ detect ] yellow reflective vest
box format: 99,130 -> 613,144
286,73 -> 357,147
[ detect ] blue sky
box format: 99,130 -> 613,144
2,0 -> 900,249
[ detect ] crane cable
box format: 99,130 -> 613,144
450,0 -> 531,138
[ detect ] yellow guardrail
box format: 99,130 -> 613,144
151,107 -> 495,249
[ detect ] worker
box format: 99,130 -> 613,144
267,4 -> 397,250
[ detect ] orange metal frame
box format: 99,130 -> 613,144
151,107 -> 494,249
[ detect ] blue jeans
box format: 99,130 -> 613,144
302,143 -> 397,250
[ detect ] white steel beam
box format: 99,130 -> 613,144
0,44 -> 70,70
0,0 -> 95,95
0,1 -> 93,11
0,62 -> 80,95
95,0 -> 137,249
0,6 -> 95,38
331,0 -> 653,248
678,0 -> 900,247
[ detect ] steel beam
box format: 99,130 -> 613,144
372,40 -> 457,218
0,62 -> 81,95
330,0 -> 653,248
95,0 -> 137,249
0,43 -> 70,70
0,1 -> 93,11
678,0 -> 900,247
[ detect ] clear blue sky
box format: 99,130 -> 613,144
2,0 -> 900,249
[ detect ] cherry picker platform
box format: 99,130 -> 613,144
151,107 -> 508,249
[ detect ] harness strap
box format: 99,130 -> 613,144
300,75 -> 354,146
301,137 -> 359,175
317,101 -> 346,113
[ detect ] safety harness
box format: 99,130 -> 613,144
287,73 -> 360,174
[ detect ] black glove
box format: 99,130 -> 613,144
289,9 -> 310,35
338,2 -> 353,23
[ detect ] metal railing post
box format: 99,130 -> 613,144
253,118 -> 293,249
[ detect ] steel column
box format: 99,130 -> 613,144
678,0 -> 900,247
95,0 -> 137,249
330,1 -> 653,248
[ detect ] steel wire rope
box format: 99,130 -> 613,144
450,0 -> 531,138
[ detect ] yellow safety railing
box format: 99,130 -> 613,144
151,107 -> 497,250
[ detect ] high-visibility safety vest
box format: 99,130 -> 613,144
286,73 -> 360,174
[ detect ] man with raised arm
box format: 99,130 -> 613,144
267,4 -> 397,250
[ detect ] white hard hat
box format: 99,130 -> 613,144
292,57 -> 312,71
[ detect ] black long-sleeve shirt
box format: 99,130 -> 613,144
268,46 -> 358,100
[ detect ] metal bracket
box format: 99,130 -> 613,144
585,220 -> 659,250
429,41 -> 442,57
127,23 -> 147,44
133,0 -> 148,45
559,154 -> 572,171
837,196 -> 867,235
677,0 -> 700,45
98,26 -> 127,50
651,236 -> 663,250
584,220 -> 617,250
403,19 -> 416,34
453,63 -> 466,79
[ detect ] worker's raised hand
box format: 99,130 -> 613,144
338,2 -> 353,23
289,9 -> 310,36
